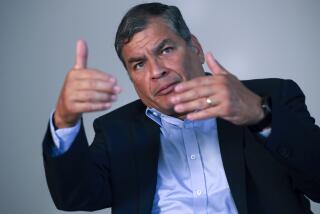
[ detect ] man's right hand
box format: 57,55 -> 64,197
54,40 -> 121,128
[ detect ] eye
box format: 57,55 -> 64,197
161,46 -> 174,54
133,61 -> 144,70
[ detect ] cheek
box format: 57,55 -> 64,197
163,54 -> 187,77
132,76 -> 152,101
182,53 -> 203,79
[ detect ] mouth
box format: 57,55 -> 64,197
155,81 -> 180,96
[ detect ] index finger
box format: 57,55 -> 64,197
75,68 -> 115,82
174,76 -> 214,93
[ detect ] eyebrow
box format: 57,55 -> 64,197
127,56 -> 145,64
153,38 -> 174,55
126,38 -> 175,65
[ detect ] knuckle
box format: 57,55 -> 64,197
73,80 -> 81,89
67,103 -> 76,114
90,103 -> 103,111
89,80 -> 96,89
95,93 -> 103,101
84,91 -> 93,101
206,86 -> 214,94
86,103 -> 95,111
67,80 -> 77,90
102,93 -> 110,101
98,103 -> 106,110
198,99 -> 206,109
91,104 -> 97,111
67,93 -> 75,102
189,90 -> 198,99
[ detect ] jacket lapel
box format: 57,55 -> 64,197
131,114 -> 160,214
217,118 -> 248,214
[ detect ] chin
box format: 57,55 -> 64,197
162,108 -> 176,116
154,103 -> 175,116
142,95 -> 176,115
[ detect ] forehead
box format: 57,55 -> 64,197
122,18 -> 182,59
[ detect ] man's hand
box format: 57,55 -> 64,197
54,40 -> 121,128
170,52 -> 264,126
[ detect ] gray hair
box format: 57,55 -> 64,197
114,2 -> 192,67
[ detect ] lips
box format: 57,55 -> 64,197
155,81 -> 179,96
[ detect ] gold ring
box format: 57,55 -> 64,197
206,97 -> 213,105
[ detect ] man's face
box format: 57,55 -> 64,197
122,18 -> 205,116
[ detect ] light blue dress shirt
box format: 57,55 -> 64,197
50,109 -> 271,213
145,108 -> 238,214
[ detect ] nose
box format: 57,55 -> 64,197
150,58 -> 167,80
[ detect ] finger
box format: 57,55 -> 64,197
74,39 -> 88,69
174,76 -> 214,92
73,102 -> 112,113
74,69 -> 115,82
205,52 -> 227,75
170,85 -> 216,104
186,106 -> 221,120
74,79 -> 121,94
174,97 -> 220,113
72,91 -> 117,103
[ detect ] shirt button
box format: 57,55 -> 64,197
190,154 -> 196,160
196,189 -> 202,196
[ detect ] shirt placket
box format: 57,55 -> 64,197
182,121 -> 208,214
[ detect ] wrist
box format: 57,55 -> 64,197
53,110 -> 80,129
249,96 -> 272,132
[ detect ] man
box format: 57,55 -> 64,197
43,2 -> 320,214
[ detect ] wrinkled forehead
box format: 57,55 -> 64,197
122,18 -> 181,60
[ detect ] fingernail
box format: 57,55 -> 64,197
109,77 -> 116,83
170,96 -> 178,103
174,105 -> 182,112
187,114 -> 194,120
111,95 -> 117,101
113,86 -> 122,93
104,103 -> 111,108
206,52 -> 213,59
175,84 -> 182,92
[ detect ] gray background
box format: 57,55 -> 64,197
1,0 -> 319,213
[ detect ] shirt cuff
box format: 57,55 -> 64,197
49,111 -> 81,156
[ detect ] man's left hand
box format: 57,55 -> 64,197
170,52 -> 264,126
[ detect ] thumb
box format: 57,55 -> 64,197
74,39 -> 88,69
205,52 -> 227,75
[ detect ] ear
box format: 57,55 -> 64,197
190,35 -> 205,64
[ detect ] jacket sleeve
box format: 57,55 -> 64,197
265,79 -> 320,202
42,118 -> 112,211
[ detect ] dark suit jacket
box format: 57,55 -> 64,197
43,78 -> 320,214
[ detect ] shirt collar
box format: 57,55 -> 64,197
145,107 -> 215,129
145,108 -> 163,127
